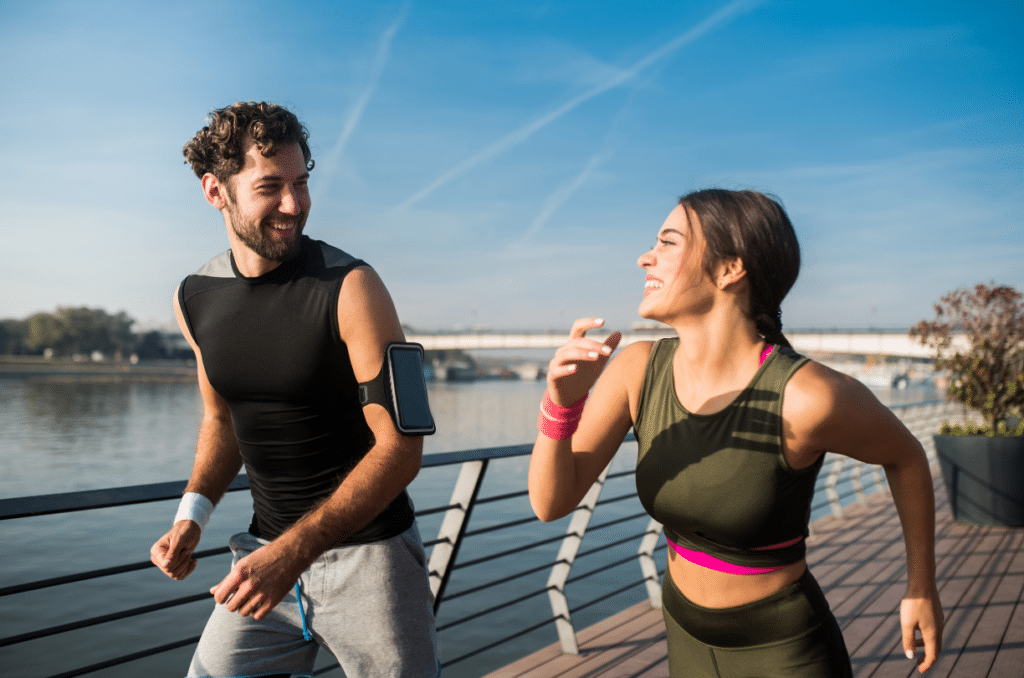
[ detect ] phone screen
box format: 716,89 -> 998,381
389,345 -> 435,434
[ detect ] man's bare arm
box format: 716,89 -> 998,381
150,293 -> 243,581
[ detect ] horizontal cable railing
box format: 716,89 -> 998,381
0,399 -> 971,678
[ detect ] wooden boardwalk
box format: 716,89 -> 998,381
485,469 -> 1024,678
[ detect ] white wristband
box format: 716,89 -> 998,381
174,492 -> 214,531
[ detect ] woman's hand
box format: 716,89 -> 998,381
547,318 -> 622,406
531,317 -> 633,521
900,592 -> 944,672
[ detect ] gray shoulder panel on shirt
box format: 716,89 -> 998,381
317,241 -> 364,270
193,251 -> 234,278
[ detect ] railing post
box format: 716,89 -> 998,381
546,463 -> 611,655
427,459 -> 488,614
851,463 -> 865,505
826,456 -> 845,518
637,518 -> 664,609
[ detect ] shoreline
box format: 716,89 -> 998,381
0,356 -> 197,382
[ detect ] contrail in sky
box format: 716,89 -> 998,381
513,86 -> 639,253
524,152 -> 606,243
312,15 -> 403,203
395,0 -> 763,210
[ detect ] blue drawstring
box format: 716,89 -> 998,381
294,582 -> 311,641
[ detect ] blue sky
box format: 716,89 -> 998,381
2,0 -> 1021,333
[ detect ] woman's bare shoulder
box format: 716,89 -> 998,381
787,358 -> 848,405
618,339 -> 656,360
784,359 -> 892,458
788,359 -> 877,410
595,340 -> 655,418
606,340 -> 655,381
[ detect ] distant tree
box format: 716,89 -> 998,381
91,309 -> 135,358
26,312 -> 62,354
22,307 -> 138,358
58,307 -> 106,355
0,319 -> 28,354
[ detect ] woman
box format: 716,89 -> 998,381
528,189 -> 943,676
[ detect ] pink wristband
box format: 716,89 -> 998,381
538,411 -> 581,440
537,391 -> 588,440
541,391 -> 587,421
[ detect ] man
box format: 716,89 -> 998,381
150,101 -> 439,677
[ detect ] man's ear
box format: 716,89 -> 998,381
201,173 -> 229,210
716,257 -> 747,290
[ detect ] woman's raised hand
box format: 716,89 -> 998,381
547,318 -> 622,407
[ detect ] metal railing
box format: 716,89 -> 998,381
0,399 -> 972,677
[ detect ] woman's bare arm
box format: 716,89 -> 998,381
528,319 -> 649,521
784,363 -> 943,673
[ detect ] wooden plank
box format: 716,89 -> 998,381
555,616 -> 666,678
986,569 -> 1024,678
815,494 -> 918,672
844,491 -> 998,677
862,537 -> 992,678
922,530 -> 1013,677
596,638 -> 670,678
484,604 -> 664,678
845,582 -> 911,677
811,499 -> 907,610
950,531 -> 1024,678
960,531 -> 1024,678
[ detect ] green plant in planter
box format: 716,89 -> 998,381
912,283 -> 1024,525
911,283 -> 1024,436
937,421 -> 1023,437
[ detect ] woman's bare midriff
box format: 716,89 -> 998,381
667,549 -> 807,609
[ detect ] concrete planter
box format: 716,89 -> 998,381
935,433 -> 1024,526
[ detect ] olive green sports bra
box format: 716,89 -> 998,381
634,338 -> 823,570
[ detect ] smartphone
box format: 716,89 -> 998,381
386,343 -> 436,435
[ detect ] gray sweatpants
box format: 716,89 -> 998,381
188,524 -> 440,678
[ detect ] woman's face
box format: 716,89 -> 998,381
636,204 -> 715,322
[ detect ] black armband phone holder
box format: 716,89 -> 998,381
358,342 -> 436,436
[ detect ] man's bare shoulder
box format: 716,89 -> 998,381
337,265 -> 392,308
336,265 -> 403,352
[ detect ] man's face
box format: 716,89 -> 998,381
222,139 -> 311,263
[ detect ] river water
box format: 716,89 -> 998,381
0,374 -> 939,678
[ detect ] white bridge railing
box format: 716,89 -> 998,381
408,329 -> 966,358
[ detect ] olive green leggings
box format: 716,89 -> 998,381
662,569 -> 853,678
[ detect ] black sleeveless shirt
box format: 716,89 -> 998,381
178,236 -> 415,544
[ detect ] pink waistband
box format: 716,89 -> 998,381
666,536 -> 802,576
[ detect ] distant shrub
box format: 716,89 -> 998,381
938,420 -> 1023,437
911,282 -> 1024,432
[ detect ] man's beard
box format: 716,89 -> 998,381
228,208 -> 305,263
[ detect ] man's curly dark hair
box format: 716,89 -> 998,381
183,101 -> 314,184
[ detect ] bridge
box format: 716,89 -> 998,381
406,329 -> 960,359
